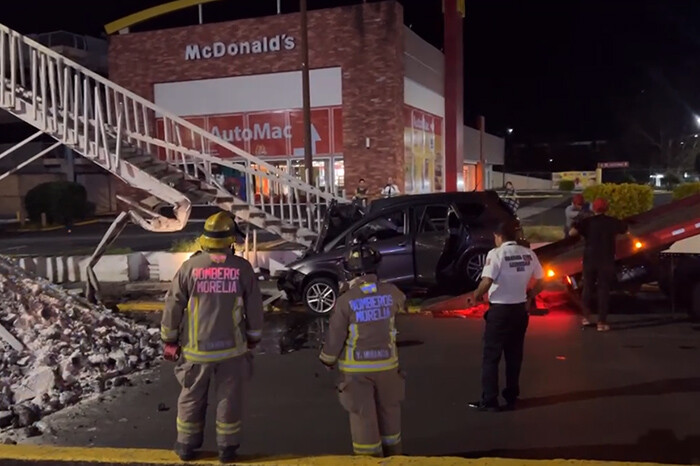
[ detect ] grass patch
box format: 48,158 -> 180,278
523,225 -> 565,243
171,237 -> 202,253
58,246 -> 133,256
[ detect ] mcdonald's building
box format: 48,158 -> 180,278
108,0 -> 503,199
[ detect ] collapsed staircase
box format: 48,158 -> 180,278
0,24 -> 343,299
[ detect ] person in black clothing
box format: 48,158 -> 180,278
353,178 -> 369,208
569,198 -> 629,332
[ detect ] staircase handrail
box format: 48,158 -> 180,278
1,23 -> 341,203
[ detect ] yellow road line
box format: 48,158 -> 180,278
116,301 -> 164,312
0,446 -> 676,465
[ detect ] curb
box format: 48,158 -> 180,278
0,446 -> 677,465
116,301 -> 165,312
14,219 -> 101,233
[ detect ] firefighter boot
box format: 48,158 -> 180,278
174,442 -> 196,461
218,445 -> 239,463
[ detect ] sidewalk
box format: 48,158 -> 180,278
518,197 -> 567,220
0,445 -> 678,466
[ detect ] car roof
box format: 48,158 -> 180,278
367,190 -> 501,213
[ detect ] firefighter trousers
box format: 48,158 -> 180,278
337,369 -> 405,457
174,354 -> 253,448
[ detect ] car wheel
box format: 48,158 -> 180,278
303,277 -> 338,315
464,250 -> 488,285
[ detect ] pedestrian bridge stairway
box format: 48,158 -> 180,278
0,23 -> 342,301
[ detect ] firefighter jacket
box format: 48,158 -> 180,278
161,250 -> 264,363
320,274 -> 406,373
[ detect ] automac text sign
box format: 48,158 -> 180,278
185,34 -> 296,61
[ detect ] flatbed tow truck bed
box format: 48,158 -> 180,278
534,193 -> 700,280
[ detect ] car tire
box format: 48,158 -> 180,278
459,250 -> 489,291
303,277 -> 339,315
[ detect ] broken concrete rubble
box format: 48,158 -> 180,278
0,254 -> 162,430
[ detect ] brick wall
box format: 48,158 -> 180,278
109,1 -> 405,197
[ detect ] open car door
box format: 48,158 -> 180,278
309,200 -> 365,254
413,204 -> 452,285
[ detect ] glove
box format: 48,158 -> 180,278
163,343 -> 181,362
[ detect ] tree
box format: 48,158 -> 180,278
613,67 -> 700,175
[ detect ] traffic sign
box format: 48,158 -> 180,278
598,161 -> 629,168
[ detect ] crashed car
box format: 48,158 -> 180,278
277,191 -> 523,314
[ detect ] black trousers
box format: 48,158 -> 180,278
581,261 -> 615,323
481,303 -> 529,406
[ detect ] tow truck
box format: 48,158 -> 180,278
535,193 -> 700,321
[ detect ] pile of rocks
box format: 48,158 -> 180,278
0,255 -> 161,433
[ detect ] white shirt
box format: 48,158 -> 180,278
381,184 -> 400,198
480,241 -> 544,304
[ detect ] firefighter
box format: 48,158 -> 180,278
468,221 -> 545,412
161,212 -> 263,463
569,198 -> 628,331
319,243 -> 406,457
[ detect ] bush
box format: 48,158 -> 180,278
558,180 -> 575,192
24,181 -> 92,225
672,182 -> 700,200
582,183 -> 653,219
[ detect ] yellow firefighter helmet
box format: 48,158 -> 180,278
199,212 -> 236,251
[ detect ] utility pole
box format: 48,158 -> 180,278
300,0 -> 314,186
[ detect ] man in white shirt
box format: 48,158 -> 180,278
380,177 -> 400,198
468,221 -> 545,412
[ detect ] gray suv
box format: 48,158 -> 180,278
277,191 -> 523,314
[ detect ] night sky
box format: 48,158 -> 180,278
3,0 -> 700,146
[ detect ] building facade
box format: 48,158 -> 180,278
109,1 -> 503,199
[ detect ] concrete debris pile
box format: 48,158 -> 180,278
0,255 -> 161,431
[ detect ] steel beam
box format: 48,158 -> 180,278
0,141 -> 60,181
0,131 -> 43,162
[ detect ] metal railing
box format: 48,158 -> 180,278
0,23 -> 342,236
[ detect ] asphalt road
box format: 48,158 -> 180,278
0,222 -> 279,256
0,193 -> 676,256
15,300 -> 700,464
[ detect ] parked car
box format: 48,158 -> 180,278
277,191 -> 524,314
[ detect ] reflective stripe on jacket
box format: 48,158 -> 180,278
320,274 -> 405,373
161,250 -> 264,363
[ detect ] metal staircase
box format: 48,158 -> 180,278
0,23 -> 343,301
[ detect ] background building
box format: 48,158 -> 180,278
109,1 -> 503,198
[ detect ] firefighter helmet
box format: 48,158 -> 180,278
342,242 -> 382,276
199,212 -> 236,251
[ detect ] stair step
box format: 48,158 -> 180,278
124,155 -> 154,166
142,163 -> 170,175
265,219 -> 282,227
141,196 -> 164,210
161,172 -> 185,184
248,211 -> 266,219
215,196 -> 234,203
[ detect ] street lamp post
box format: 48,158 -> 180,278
300,0 -> 314,187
